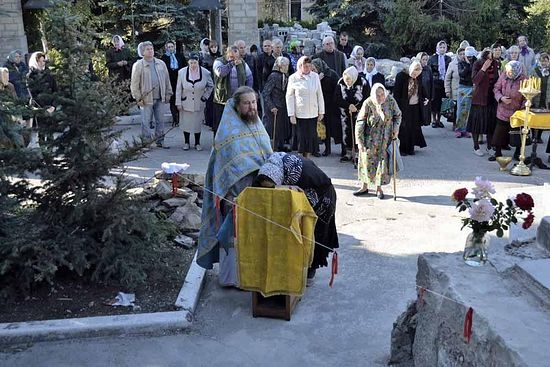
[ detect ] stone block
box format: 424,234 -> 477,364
406,253 -> 550,367
537,216 -> 550,251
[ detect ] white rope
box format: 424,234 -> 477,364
175,172 -> 337,253
415,284 -> 469,308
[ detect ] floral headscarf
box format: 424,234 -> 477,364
370,82 -> 388,120
258,152 -> 286,185
272,56 -> 290,72
505,61 -> 523,80
7,50 -> 22,63
311,58 -> 329,75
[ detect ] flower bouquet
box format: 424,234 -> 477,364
452,177 -> 535,266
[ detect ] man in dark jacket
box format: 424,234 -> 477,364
337,32 -> 352,58
313,36 -> 348,77
256,39 -> 275,92
427,40 -> 451,128
161,40 -> 187,126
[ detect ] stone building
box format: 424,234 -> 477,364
227,0 -> 260,49
0,0 -> 28,61
257,0 -> 315,22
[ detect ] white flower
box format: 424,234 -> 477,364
472,176 -> 496,199
469,198 -> 495,223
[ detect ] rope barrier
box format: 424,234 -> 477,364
415,285 -> 474,343
173,171 -> 336,254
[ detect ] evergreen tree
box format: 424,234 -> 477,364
96,0 -> 206,50
0,1 -> 176,297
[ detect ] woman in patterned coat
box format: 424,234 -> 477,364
255,152 -> 339,282
354,83 -> 402,199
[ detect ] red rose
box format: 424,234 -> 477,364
522,212 -> 535,229
515,193 -> 534,211
452,188 -> 468,202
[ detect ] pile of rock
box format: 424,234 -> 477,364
139,172 -> 206,250
260,21 -> 336,55
259,21 -> 411,87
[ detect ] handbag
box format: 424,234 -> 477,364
440,98 -> 456,119
317,120 -> 326,140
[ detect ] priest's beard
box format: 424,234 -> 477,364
239,110 -> 258,124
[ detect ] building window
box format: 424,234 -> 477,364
290,0 -> 301,21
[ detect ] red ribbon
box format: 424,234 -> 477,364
329,251 -> 338,288
171,174 -> 178,197
463,307 -> 474,343
232,204 -> 237,239
418,287 -> 426,307
215,196 -> 221,229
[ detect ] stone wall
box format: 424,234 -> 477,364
227,0 -> 259,48
0,0 -> 28,61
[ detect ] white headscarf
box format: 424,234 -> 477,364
343,66 -> 359,86
408,60 -> 422,77
28,52 -> 45,71
112,35 -> 125,50
364,57 -> 378,87
370,82 -> 388,120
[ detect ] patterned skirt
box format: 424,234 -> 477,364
456,85 -> 473,131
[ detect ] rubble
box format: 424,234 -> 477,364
174,235 -> 196,250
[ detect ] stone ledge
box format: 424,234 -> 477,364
0,251 -> 206,345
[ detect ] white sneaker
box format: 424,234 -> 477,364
195,144 -> 202,151
473,149 -> 484,157
182,143 -> 190,151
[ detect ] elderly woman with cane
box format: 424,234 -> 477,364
262,56 -> 291,151
354,83 -> 402,199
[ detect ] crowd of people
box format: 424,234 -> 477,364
2,29 -> 549,285
5,32 -> 548,164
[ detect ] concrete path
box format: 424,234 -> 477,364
1,120 -> 549,366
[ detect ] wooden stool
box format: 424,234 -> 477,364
251,292 -> 301,321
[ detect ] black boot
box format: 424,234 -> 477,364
322,138 -> 331,156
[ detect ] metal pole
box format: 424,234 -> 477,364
393,139 -> 397,201
349,110 -> 356,169
272,109 -> 277,150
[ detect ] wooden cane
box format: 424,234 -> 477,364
349,110 -> 357,169
272,109 -> 278,150
393,138 -> 397,201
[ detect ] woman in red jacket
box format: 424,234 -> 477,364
466,49 -> 498,156
490,61 -> 526,161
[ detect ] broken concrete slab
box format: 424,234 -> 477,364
409,253 -> 550,367
537,216 -> 550,252
162,198 -> 188,208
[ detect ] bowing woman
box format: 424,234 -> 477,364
354,83 -> 401,199
255,152 -> 339,283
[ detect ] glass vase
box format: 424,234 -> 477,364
463,230 -> 489,267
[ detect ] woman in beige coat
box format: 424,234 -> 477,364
176,53 -> 214,150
